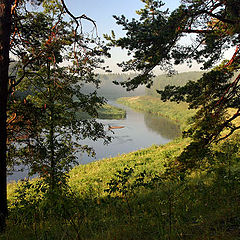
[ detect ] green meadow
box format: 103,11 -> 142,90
98,104 -> 126,119
3,96 -> 240,240
76,104 -> 126,120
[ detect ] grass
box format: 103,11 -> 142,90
77,104 -> 126,120
69,138 -> 187,197
2,96 -> 240,240
97,104 -> 126,119
4,135 -> 240,239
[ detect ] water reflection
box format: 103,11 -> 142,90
8,102 -> 181,182
77,103 -> 180,165
144,113 -> 181,139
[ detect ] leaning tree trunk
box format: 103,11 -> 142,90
0,0 -> 11,232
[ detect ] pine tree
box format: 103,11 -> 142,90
106,0 -> 240,170
8,9 -> 110,190
0,0 -> 109,230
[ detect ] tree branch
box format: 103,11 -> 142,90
60,0 -> 97,33
203,10 -> 238,25
182,29 -> 213,34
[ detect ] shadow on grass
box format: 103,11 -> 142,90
2,162 -> 240,240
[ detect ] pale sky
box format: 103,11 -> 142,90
63,0 -> 208,74
65,0 -> 180,36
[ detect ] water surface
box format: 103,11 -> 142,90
8,102 -> 180,182
78,102 -> 180,164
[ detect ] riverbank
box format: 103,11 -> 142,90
77,104 -> 126,120
4,98 -> 240,240
98,104 -> 126,119
117,96 -> 195,130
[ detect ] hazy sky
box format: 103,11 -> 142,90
64,0 -> 202,74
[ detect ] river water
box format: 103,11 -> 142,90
7,102 -> 180,182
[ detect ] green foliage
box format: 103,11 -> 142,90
7,3 -> 110,189
3,135 -> 240,239
97,104 -> 126,119
107,0 -> 240,170
104,0 -> 188,90
160,69 -> 240,171
3,0 -> 240,238
10,178 -> 71,223
105,165 -> 149,198
77,104 -> 126,120
7,177 -> 89,240
105,166 -> 136,217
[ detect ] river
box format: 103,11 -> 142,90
7,101 -> 180,182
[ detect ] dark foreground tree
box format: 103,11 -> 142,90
0,0 -> 13,231
0,0 -> 109,231
8,8 -> 110,190
106,0 -> 240,170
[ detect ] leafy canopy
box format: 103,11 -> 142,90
7,0 -> 110,188
106,0 -> 240,170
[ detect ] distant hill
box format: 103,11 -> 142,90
146,71 -> 204,97
82,72 -> 206,100
81,74 -> 145,100
10,70 -> 205,101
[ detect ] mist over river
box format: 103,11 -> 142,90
7,101 -> 180,182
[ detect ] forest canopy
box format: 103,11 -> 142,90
106,0 -> 240,170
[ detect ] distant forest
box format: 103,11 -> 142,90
82,73 -> 145,100
146,71 -> 204,97
9,69 -> 205,100
91,72 -> 204,100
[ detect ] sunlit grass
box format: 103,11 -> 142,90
4,96 -> 240,240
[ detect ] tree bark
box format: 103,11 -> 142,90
0,0 -> 11,232
47,61 -> 56,191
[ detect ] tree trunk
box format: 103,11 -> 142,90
0,0 -> 11,232
47,61 -> 56,191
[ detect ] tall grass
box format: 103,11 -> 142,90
4,135 -> 240,239
3,96 -> 240,240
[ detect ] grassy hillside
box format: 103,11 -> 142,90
3,94 -> 240,240
5,135 -> 240,239
69,138 -> 188,196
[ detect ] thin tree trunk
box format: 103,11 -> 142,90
0,0 -> 11,232
47,61 -> 55,191
49,120 -> 55,190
